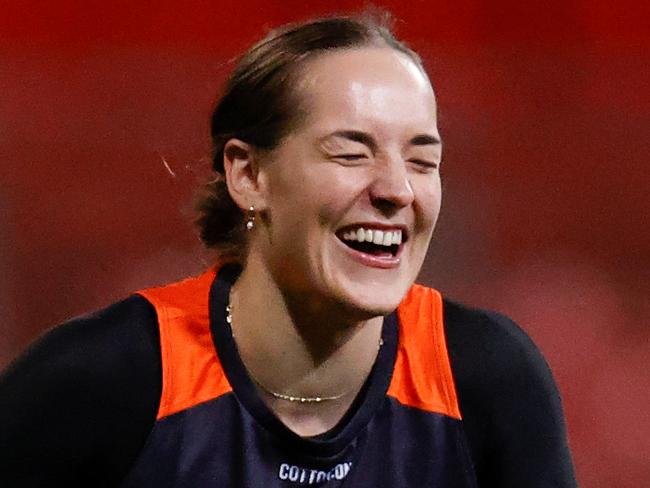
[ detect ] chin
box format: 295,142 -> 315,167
333,279 -> 412,319
319,244 -> 420,318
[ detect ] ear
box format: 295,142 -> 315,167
222,138 -> 267,212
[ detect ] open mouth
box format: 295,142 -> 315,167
336,226 -> 406,259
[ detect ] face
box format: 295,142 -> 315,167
253,47 -> 442,317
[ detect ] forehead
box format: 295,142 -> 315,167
291,47 -> 438,136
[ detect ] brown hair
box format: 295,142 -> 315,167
196,12 -> 423,259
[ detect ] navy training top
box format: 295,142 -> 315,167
0,265 -> 577,487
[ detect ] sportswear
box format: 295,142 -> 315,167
0,264 -> 577,486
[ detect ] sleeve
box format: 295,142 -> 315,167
443,299 -> 578,488
0,294 -> 162,487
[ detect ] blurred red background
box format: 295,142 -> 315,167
1,1 -> 648,485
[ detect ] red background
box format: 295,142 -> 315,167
1,1 -> 648,485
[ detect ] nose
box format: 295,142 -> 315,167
368,155 -> 415,213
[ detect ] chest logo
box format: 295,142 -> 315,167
278,461 -> 353,484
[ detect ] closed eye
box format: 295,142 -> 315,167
335,154 -> 368,161
409,159 -> 439,172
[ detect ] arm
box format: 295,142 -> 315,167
444,299 -> 578,487
0,295 -> 162,487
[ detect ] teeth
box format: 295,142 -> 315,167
341,227 -> 403,247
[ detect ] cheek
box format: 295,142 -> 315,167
317,201 -> 342,227
414,176 -> 442,229
311,170 -> 364,226
266,183 -> 339,252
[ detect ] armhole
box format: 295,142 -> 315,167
388,285 -> 461,419
429,289 -> 462,419
136,269 -> 232,420
136,291 -> 169,420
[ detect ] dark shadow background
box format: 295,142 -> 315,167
1,1 -> 648,485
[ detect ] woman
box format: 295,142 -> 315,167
0,14 -> 577,487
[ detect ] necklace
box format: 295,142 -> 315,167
226,302 -> 383,404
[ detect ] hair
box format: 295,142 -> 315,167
196,12 -> 423,259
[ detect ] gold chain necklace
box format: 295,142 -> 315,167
226,302 -> 383,404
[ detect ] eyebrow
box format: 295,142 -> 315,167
325,130 -> 378,152
410,133 -> 442,147
323,130 -> 442,151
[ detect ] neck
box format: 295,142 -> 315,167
229,253 -> 383,434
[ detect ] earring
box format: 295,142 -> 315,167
245,205 -> 255,231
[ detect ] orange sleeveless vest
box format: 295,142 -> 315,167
138,267 -> 461,421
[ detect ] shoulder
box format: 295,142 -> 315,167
0,295 -> 163,485
1,294 -> 162,420
402,286 -> 550,384
441,296 -> 560,414
441,297 -> 550,379
439,298 -> 577,486
7,294 -> 159,378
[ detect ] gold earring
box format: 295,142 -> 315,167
245,205 -> 255,231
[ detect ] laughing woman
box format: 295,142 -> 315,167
0,15 -> 577,487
